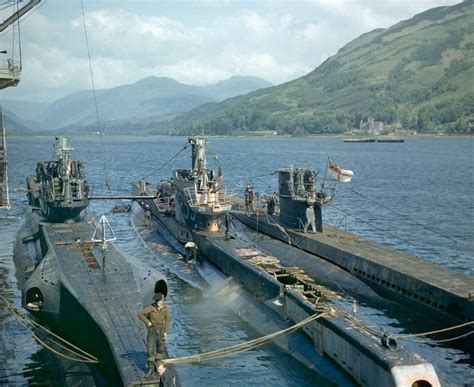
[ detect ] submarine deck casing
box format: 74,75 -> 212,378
13,208 -> 172,386
193,230 -> 439,387
136,193 -> 439,387
232,210 -> 474,330
133,138 -> 439,386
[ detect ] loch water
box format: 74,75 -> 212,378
0,136 -> 472,386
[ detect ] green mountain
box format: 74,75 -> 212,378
172,2 -> 474,135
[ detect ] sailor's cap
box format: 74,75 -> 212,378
153,293 -> 164,302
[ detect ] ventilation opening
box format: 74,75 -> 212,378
411,380 -> 432,387
25,287 -> 44,311
154,279 -> 168,298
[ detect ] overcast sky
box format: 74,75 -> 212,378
0,0 -> 462,102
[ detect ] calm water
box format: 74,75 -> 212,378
0,136 -> 472,386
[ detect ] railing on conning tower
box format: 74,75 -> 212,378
285,181 -> 317,200
184,187 -> 233,212
284,179 -> 333,207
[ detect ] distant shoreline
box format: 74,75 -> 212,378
7,133 -> 474,140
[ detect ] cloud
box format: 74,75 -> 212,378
0,0 -> 463,102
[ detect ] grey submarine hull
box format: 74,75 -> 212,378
13,208 -> 174,386
135,193 -> 439,387
232,210 -> 474,335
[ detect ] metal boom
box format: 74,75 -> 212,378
0,0 -> 41,32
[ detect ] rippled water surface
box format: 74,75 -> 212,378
0,136 -> 473,386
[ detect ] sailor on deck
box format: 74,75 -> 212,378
138,293 -> 170,378
144,208 -> 152,229
244,185 -> 254,211
304,204 -> 316,233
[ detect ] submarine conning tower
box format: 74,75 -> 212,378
276,167 -> 323,232
28,136 -> 90,222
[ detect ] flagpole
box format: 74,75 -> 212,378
321,156 -> 329,191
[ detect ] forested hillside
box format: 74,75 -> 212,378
171,2 -> 473,135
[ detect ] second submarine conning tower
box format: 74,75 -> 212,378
276,167 -> 324,232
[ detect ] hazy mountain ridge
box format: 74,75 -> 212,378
2,75 -> 272,133
171,2 -> 474,135
0,99 -> 49,121
4,2 -> 472,136
1,107 -> 34,134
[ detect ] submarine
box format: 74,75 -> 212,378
133,136 -> 440,387
12,137 -> 174,386
232,166 -> 474,336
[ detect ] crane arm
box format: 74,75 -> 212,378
0,0 -> 41,32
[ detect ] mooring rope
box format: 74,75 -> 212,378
235,209 -> 474,345
162,312 -> 329,365
390,320 -> 474,343
0,295 -> 98,364
396,330 -> 474,344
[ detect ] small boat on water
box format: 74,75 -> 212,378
343,138 -> 405,143
376,138 -> 405,143
12,137 -> 174,386
343,138 -> 376,143
133,136 -> 440,387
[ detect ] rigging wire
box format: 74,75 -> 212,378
239,172 -> 276,185
140,142 -> 190,182
15,0 -> 20,69
0,0 -> 47,38
9,0 -> 14,62
80,0 -> 110,193
328,202 -> 417,248
0,3 -> 15,11
345,187 -> 462,245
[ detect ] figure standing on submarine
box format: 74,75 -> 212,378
138,293 -> 170,378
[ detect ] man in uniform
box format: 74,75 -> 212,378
144,208 -> 152,229
267,195 -> 276,215
138,293 -> 170,378
244,185 -> 254,211
304,204 -> 317,233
